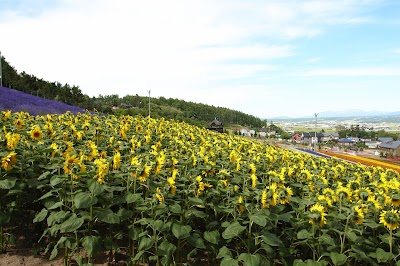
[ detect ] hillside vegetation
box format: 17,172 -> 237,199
0,55 -> 264,128
0,86 -> 85,115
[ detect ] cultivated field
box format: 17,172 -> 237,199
1,110 -> 400,265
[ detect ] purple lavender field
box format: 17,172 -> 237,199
0,86 -> 85,115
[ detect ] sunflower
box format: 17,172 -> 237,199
260,183 -> 279,208
309,203 -> 327,227
70,124 -> 77,136
238,196 -> 245,214
5,132 -> 20,150
100,151 -> 107,159
196,175 -> 212,196
131,156 -> 140,166
324,187 -> 339,201
279,167 -> 287,183
155,187 -> 164,204
229,150 -> 238,163
1,151 -> 17,171
249,163 -> 256,174
191,152 -> 197,166
380,209 -> 400,231
278,186 -> 293,204
235,158 -> 241,171
218,169 -> 230,176
30,126 -> 43,141
367,195 -> 382,210
155,151 -> 166,174
50,143 -> 59,158
15,118 -> 25,130
387,187 -> 400,207
354,187 -> 372,202
268,183 -> 279,206
87,140 -> 99,160
167,169 -> 178,194
63,154 -> 80,174
202,155 -> 209,165
145,131 -> 151,144
62,141 -> 74,157
353,205 -> 365,224
261,190 -> 268,208
287,166 -> 295,177
2,110 -> 11,121
113,152 -> 121,170
79,155 -> 86,173
336,186 -> 352,202
155,140 -> 162,151
347,180 -> 360,191
169,157 -> 179,170
136,124 -> 143,132
120,128 -> 127,140
250,174 -> 257,188
130,138 -> 139,153
267,170 -> 279,180
94,158 -> 109,184
139,165 -> 152,182
300,169 -> 312,181
65,154 -> 80,164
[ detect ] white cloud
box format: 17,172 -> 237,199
304,68 -> 400,77
0,0 -> 396,118
305,57 -> 321,64
193,44 -> 293,62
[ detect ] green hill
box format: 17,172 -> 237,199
0,55 -> 265,129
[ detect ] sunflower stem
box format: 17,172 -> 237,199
248,220 -> 253,253
341,216 -> 350,254
389,229 -> 393,254
0,226 -> 3,253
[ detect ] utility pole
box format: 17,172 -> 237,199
148,90 -> 151,118
314,113 -> 319,151
0,51 -> 3,87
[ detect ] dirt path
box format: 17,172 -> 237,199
0,251 -> 64,266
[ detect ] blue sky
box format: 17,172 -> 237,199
0,0 -> 399,118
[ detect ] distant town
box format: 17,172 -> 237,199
231,114 -> 400,159
273,115 -> 400,134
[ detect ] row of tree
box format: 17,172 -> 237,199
335,124 -> 398,140
1,59 -> 88,107
0,55 -> 265,128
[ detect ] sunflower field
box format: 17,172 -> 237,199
1,110 -> 400,266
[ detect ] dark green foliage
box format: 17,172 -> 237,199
336,124 -> 398,141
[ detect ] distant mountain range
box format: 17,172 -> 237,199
270,110 -> 400,120
317,110 -> 400,118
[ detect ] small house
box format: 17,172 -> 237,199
207,118 -> 223,133
240,129 -> 250,137
291,133 -> 302,143
338,138 -> 354,146
378,137 -> 393,144
321,132 -> 339,142
380,140 -> 400,157
365,141 -> 379,149
258,128 -> 267,137
302,132 -> 324,144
